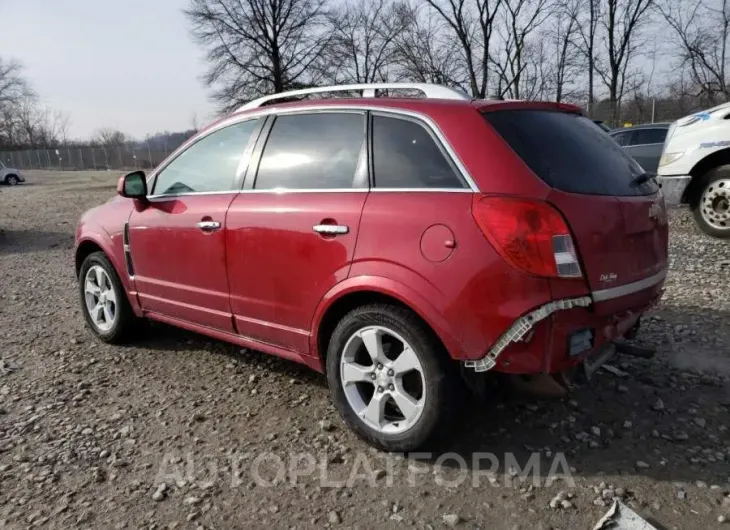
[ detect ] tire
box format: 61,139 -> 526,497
5,175 -> 19,186
326,304 -> 458,452
690,166 -> 730,238
78,251 -> 140,343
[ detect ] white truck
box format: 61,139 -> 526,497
658,102 -> 730,238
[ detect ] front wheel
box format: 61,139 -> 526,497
691,167 -> 730,238
326,304 -> 458,452
5,175 -> 19,186
78,251 -> 140,343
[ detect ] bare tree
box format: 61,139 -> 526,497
575,0 -> 600,115
595,0 -> 655,125
324,0 -> 409,84
423,0 -> 504,98
546,0 -> 583,102
92,128 -> 127,147
658,0 -> 730,105
392,4 -> 467,86
185,0 -> 332,113
491,0 -> 553,99
0,57 -> 35,148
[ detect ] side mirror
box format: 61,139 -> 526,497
117,171 -> 148,200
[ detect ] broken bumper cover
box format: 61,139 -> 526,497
656,175 -> 690,204
463,296 -> 592,372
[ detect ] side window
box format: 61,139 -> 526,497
152,120 -> 259,195
634,128 -> 667,145
611,131 -> 632,147
254,113 -> 365,190
372,115 -> 465,189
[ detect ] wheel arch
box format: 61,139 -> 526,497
75,234 -> 142,317
311,278 -> 464,372
683,148 -> 730,203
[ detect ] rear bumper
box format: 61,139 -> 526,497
656,175 -> 691,204
464,269 -> 666,374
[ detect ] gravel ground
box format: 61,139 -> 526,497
1,170 -> 729,530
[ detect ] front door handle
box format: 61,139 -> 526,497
313,224 -> 349,235
196,220 -> 221,231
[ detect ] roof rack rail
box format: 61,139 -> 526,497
236,83 -> 471,112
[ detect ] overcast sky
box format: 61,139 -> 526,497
0,0 -> 214,140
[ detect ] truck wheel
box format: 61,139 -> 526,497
5,175 -> 19,186
691,166 -> 730,239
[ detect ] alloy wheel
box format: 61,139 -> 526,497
83,265 -> 117,332
340,325 -> 426,434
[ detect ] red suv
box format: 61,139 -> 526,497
75,84 -> 668,451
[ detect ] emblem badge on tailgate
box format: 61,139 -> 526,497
600,273 -> 618,283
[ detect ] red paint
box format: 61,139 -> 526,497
76,96 -> 668,376
225,192 -> 366,354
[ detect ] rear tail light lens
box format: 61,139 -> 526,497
472,196 -> 582,279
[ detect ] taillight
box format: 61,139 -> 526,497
472,196 -> 582,279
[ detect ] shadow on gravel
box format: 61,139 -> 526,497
123,308 -> 730,489
0,229 -> 74,255
134,322 -> 327,388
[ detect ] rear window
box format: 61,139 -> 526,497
485,110 -> 658,196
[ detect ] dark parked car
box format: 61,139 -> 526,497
594,120 -> 611,132
610,123 -> 670,174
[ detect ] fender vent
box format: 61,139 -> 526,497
123,222 -> 135,277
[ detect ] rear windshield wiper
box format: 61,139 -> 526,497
631,172 -> 656,187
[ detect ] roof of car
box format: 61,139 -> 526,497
611,123 -> 671,132
228,96 -> 583,117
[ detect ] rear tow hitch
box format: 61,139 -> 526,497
613,341 -> 656,359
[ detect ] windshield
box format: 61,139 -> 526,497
485,110 -> 658,196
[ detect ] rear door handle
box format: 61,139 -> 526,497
196,220 -> 221,231
313,224 -> 349,235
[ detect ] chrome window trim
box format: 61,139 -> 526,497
145,104 -> 480,195
146,187 -> 476,199
591,268 -> 667,302
370,187 -> 473,193
146,190 -> 241,201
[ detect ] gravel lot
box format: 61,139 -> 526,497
1,170 -> 729,529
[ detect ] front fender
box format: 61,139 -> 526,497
75,225 -> 142,317
309,275 -> 465,363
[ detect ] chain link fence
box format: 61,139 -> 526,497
0,141 -> 186,172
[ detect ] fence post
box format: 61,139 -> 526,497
79,148 -> 84,170
45,149 -> 51,168
37,150 -> 42,168
118,146 -> 122,169
91,147 -> 96,169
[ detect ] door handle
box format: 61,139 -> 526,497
313,224 -> 349,235
196,220 -> 221,231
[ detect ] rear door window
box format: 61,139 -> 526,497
372,114 -> 466,189
633,128 -> 667,145
485,110 -> 657,196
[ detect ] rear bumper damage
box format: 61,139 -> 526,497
463,294 -> 659,374
464,296 -> 592,372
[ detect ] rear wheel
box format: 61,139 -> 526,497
691,167 -> 730,238
326,304 -> 457,452
5,175 -> 19,186
78,251 -> 140,343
